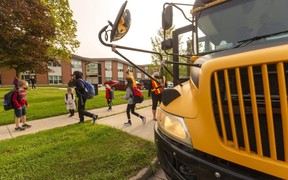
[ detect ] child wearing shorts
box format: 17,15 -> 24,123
12,80 -> 31,131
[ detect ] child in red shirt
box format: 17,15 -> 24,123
105,84 -> 113,111
12,80 -> 31,131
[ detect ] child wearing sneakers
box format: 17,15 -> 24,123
123,77 -> 146,126
65,87 -> 76,117
12,80 -> 31,131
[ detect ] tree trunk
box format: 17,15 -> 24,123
15,68 -> 22,79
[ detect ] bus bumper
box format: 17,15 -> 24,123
154,125 -> 278,180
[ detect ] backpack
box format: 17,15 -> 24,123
109,89 -> 115,99
131,87 -> 144,103
65,93 -> 74,100
80,79 -> 95,99
3,90 -> 20,111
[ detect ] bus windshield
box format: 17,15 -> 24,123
196,0 -> 288,54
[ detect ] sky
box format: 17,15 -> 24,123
68,0 -> 194,65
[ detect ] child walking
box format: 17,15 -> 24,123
65,87 -> 76,117
123,77 -> 146,126
12,80 -> 31,131
105,84 -> 113,111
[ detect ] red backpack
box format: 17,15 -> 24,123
131,87 -> 144,103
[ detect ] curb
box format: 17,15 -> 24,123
129,158 -> 159,180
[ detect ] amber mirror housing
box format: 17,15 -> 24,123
110,1 -> 131,42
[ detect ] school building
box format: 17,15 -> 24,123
0,54 -> 150,86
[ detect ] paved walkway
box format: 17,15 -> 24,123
0,99 -> 167,180
0,100 -> 153,141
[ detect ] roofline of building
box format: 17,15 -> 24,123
71,54 -> 150,66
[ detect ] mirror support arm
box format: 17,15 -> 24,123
99,25 -> 160,83
113,49 -> 160,84
99,26 -> 162,61
99,25 -> 183,86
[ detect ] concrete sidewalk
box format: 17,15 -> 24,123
0,99 -> 167,180
0,100 -> 152,141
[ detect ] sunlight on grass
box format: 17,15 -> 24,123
0,123 -> 156,179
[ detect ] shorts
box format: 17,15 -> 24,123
14,106 -> 26,118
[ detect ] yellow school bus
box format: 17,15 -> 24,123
155,0 -> 288,179
99,0 -> 288,179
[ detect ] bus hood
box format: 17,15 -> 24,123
161,80 -> 199,119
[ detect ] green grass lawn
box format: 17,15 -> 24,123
0,87 -> 155,179
0,123 -> 156,179
0,87 -> 149,126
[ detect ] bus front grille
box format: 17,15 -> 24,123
211,62 -> 288,162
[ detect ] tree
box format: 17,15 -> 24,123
150,27 -> 174,81
150,27 -> 189,81
43,0 -> 79,60
0,0 -> 79,77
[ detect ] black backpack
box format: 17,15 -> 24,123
65,93 -> 74,100
3,90 -> 20,111
109,89 -> 114,99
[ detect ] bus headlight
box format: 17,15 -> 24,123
157,108 -> 192,146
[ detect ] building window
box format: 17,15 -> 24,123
137,68 -> 142,79
105,61 -> 112,80
71,60 -> 82,70
105,77 -> 112,81
86,63 -> 98,76
22,75 -> 30,82
48,61 -> 61,67
22,71 -> 34,82
117,63 -> 123,72
49,75 -> 62,84
128,66 -> 133,72
117,63 -> 124,80
144,66 -> 149,79
105,61 -> 112,71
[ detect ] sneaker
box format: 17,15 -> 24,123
92,115 -> 98,124
22,124 -> 31,128
15,126 -> 25,131
141,116 -> 146,125
124,121 -> 132,126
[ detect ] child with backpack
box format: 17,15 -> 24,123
105,84 -> 114,111
12,80 -> 31,131
72,71 -> 98,124
123,77 -> 146,126
65,87 -> 76,117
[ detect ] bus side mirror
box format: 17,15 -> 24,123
161,38 -> 173,50
162,5 -> 173,30
110,1 -> 131,42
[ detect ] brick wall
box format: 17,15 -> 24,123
112,61 -> 118,79
99,61 -> 105,81
62,60 -> 72,84
35,73 -> 48,85
0,57 -> 150,86
0,67 -> 16,86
